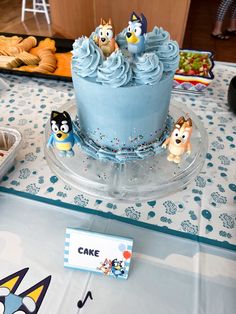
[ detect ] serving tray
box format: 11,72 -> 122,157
173,49 -> 215,93
0,32 -> 73,82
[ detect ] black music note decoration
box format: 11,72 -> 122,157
77,291 -> 93,309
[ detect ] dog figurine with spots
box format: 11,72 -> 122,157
47,111 -> 81,157
162,116 -> 193,163
93,18 -> 119,58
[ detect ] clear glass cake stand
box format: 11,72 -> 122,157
44,99 -> 208,202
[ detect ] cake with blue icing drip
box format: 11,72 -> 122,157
72,12 -> 179,162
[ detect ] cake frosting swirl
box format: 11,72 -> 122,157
72,37 -> 103,78
132,53 -> 163,85
97,50 -> 132,87
72,27 -> 179,84
116,28 -> 127,49
156,40 -> 179,72
145,26 -> 170,52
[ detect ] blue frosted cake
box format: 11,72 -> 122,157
72,12 -> 179,162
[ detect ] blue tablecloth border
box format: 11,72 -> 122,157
1,186 -> 235,252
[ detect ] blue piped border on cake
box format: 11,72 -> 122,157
73,115 -> 174,163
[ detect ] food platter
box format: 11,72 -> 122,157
0,32 -> 73,81
173,49 -> 214,92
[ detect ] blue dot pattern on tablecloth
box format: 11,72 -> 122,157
0,63 -> 236,249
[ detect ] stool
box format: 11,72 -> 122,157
21,0 -> 50,24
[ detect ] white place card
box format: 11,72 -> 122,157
64,228 -> 133,279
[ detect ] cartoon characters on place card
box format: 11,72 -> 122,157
162,116 -> 193,163
111,259 -> 126,278
126,11 -> 147,56
93,18 -> 119,58
0,268 -> 51,314
98,258 -> 126,278
97,246 -> 132,279
47,110 -> 81,157
97,258 -> 112,276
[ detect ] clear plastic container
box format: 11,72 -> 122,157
0,127 -> 22,181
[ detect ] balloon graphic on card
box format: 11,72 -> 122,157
118,243 -> 126,252
123,250 -> 132,260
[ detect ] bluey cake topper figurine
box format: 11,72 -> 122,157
162,116 -> 193,163
94,18 -> 119,58
47,111 -> 80,157
126,11 -> 147,56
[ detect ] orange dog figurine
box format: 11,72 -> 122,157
162,116 -> 193,163
94,18 -> 119,57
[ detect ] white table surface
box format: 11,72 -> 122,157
0,192 -> 236,314
0,62 -> 236,313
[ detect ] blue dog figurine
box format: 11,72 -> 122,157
47,111 -> 81,157
126,11 -> 147,57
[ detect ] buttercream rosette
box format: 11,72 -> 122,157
156,40 -> 179,72
116,28 -> 128,49
97,50 -> 132,87
132,53 -> 164,85
72,37 -> 103,78
145,26 -> 170,52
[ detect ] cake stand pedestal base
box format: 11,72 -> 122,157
45,99 -> 208,202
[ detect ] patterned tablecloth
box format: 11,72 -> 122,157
0,193 -> 236,314
0,62 -> 236,251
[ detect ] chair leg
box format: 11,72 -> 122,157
42,0 -> 50,24
33,0 -> 36,15
21,0 -> 26,22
